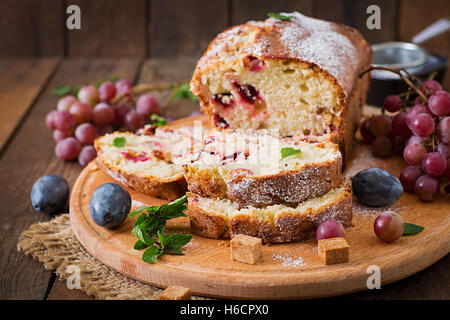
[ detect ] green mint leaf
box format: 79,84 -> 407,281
159,233 -> 192,250
159,195 -> 188,219
142,246 -> 163,263
267,12 -> 295,21
172,83 -> 198,102
52,85 -> 71,97
403,223 -> 424,236
281,147 -> 301,159
132,225 -> 154,246
164,248 -> 184,255
133,212 -> 148,227
113,137 -> 126,147
129,206 -> 148,218
134,240 -> 148,250
150,114 -> 168,127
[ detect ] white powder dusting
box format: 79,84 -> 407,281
272,254 -> 306,267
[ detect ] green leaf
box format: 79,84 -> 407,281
172,83 -> 198,101
158,232 -> 192,250
133,240 -> 148,250
164,248 -> 184,255
142,246 -> 163,263
150,114 -> 168,127
129,206 -> 148,218
267,12 -> 295,21
133,212 -> 148,227
281,147 -> 301,160
52,85 -> 71,97
403,223 -> 424,236
131,225 -> 154,246
159,195 -> 188,219
113,137 -> 126,148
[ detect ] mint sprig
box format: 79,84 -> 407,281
403,223 -> 424,236
113,137 -> 126,147
267,12 -> 295,21
281,147 -> 301,159
172,83 -> 198,102
150,114 -> 168,127
128,195 -> 191,263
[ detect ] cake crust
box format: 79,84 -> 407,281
187,187 -> 353,244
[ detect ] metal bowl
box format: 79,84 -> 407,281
372,42 -> 428,69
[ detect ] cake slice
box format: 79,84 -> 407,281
94,127 -> 194,200
177,129 -> 343,208
190,12 -> 372,163
187,185 -> 352,244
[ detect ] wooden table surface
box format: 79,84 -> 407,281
0,58 -> 448,300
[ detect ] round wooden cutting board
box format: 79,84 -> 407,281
70,115 -> 450,299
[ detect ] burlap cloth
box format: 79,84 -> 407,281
17,214 -> 207,300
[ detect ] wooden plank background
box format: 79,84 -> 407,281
0,0 -> 448,58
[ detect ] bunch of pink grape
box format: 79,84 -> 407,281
359,80 -> 450,202
45,79 -> 160,166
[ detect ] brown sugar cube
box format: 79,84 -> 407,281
158,285 -> 191,300
318,237 -> 350,265
230,234 -> 262,264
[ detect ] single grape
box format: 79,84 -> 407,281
136,94 -> 160,118
392,112 -> 412,138
420,80 -> 442,96
371,136 -> 392,158
55,137 -> 81,161
99,81 -> 117,101
437,117 -> 450,144
392,135 -> 406,156
414,175 -> 440,201
115,79 -> 132,95
78,145 -> 97,167
97,125 -> 114,136
403,143 -> 427,166
422,152 -> 447,177
409,113 -> 435,137
124,110 -> 145,132
428,90 -> 450,117
383,95 -> 401,112
53,129 -> 72,143
70,101 -> 94,124
75,123 -> 98,145
369,114 -> 392,137
93,102 -> 114,127
77,85 -> 99,106
316,220 -> 345,240
399,166 -> 424,192
45,110 -> 58,129
406,104 -> 432,127
112,104 -> 131,127
445,159 -> 450,180
437,143 -> 450,159
360,118 -> 375,143
53,110 -> 76,132
374,211 -> 404,243
57,95 -> 77,111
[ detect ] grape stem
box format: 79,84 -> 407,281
360,66 -> 429,103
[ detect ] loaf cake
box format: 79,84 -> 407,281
94,127 -> 194,200
187,185 -> 352,244
190,12 -> 372,163
179,129 -> 343,208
